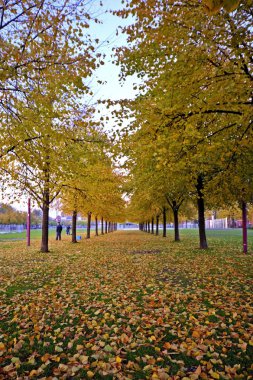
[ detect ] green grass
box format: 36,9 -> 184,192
0,228 -> 89,241
0,226 -> 252,245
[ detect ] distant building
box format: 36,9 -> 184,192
118,222 -> 139,230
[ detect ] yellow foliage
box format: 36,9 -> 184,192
203,0 -> 240,13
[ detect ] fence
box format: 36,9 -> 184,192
205,217 -> 228,229
179,218 -> 228,229
0,224 -> 25,233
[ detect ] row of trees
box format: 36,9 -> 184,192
0,0 -> 125,252
60,146 -> 125,244
114,0 -> 253,251
1,1 -> 251,253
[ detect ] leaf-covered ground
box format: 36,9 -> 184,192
0,230 -> 253,379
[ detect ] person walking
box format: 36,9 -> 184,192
66,225 -> 71,235
56,222 -> 63,240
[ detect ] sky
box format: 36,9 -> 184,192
89,0 -> 137,103
1,0 -> 137,215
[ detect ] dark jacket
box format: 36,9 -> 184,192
56,224 -> 62,233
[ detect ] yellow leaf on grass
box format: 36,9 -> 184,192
59,364 -> 68,372
192,330 -> 201,338
41,353 -> 51,362
157,317 -> 163,324
116,356 -> 122,363
11,357 -> 20,365
209,370 -> 220,379
195,365 -> 202,375
80,355 -> 89,364
0,342 -> 5,351
120,333 -> 129,343
29,370 -> 38,377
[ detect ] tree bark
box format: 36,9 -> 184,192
196,175 -> 208,249
105,220 -> 108,234
242,200 -> 247,254
156,215 -> 159,235
172,201 -> 180,241
72,210 -> 77,243
41,189 -> 50,252
148,221 -> 150,233
95,216 -> 98,236
101,217 -> 104,235
40,153 -> 50,253
163,207 -> 166,237
151,217 -> 154,234
86,211 -> 91,239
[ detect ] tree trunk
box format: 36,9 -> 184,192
40,154 -> 50,253
105,220 -> 108,234
172,201 -> 180,242
163,207 -> 166,237
72,210 -> 77,243
41,190 -> 50,252
86,212 -> 91,239
156,215 -> 159,235
101,217 -> 104,235
151,217 -> 154,234
148,221 -> 150,233
242,200 -> 247,254
196,175 -> 208,249
95,216 -> 98,236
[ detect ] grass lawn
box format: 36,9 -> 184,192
0,230 -> 252,379
0,228 -> 87,241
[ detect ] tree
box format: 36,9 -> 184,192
60,135 -> 126,242
115,0 -> 252,249
3,83 -> 97,252
0,203 -> 26,224
0,0 -> 99,118
0,0 -> 102,252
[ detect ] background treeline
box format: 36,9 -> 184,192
0,204 -> 41,225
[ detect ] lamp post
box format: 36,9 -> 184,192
242,200 -> 247,254
27,198 -> 31,246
